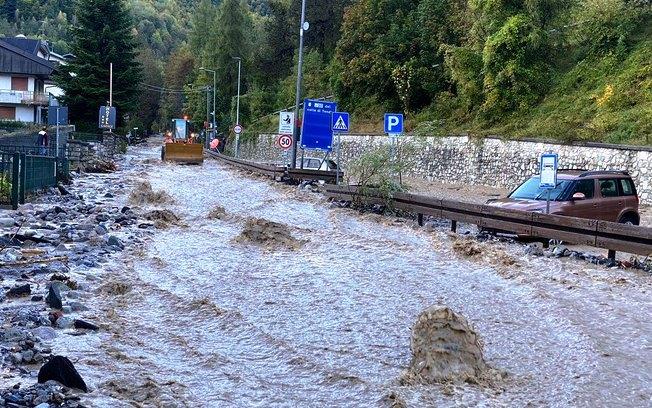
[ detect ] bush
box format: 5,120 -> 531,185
571,0 -> 649,54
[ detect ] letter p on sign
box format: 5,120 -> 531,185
384,113 -> 404,135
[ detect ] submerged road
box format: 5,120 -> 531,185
55,145 -> 650,407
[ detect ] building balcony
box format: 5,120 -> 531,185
0,90 -> 49,105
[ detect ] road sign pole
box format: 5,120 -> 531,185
291,0 -> 307,169
336,132 -> 341,185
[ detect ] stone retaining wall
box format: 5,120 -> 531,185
238,134 -> 652,204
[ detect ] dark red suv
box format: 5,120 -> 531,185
487,170 -> 640,225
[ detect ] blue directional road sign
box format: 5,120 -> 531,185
331,112 -> 350,133
384,113 -> 404,134
301,99 -> 337,151
48,106 -> 68,126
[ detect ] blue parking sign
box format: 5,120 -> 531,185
384,113 -> 403,134
331,112 -> 349,133
301,99 -> 337,151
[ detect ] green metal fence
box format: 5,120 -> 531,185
0,152 -> 16,208
0,153 -> 68,209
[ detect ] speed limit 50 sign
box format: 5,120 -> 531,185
277,134 -> 293,150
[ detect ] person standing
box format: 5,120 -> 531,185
37,127 -> 49,155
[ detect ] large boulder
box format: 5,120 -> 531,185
45,285 -> 63,309
37,355 -> 88,392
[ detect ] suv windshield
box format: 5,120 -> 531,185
509,177 -> 573,201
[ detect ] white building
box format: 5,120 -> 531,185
0,36 -> 65,123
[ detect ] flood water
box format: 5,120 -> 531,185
54,145 -> 651,407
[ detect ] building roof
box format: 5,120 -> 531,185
0,37 -> 46,56
0,39 -> 54,77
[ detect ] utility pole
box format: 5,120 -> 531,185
291,0 -> 308,169
199,67 -> 217,144
233,57 -> 242,157
109,63 -> 113,107
205,86 -> 210,148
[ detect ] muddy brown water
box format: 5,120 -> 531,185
48,145 -> 651,407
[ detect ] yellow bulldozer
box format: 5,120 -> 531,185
161,118 -> 204,164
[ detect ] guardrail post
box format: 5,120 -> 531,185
11,152 -> 19,210
417,213 -> 424,227
607,250 -> 616,260
451,220 -> 457,233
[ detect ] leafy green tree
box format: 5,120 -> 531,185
200,0 -> 253,129
55,0 -> 141,129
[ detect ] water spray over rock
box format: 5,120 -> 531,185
401,306 -> 488,384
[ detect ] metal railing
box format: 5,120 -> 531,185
0,152 -> 68,209
321,185 -> 652,258
0,90 -> 48,105
205,150 -> 343,183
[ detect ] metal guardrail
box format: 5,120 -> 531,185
321,184 -> 652,258
205,150 -> 343,183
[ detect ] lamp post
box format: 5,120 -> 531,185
291,0 -> 308,169
232,57 -> 242,157
199,67 -> 216,146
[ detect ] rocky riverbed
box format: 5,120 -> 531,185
0,150 -> 167,407
1,142 -> 650,407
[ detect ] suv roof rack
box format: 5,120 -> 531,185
578,170 -> 630,177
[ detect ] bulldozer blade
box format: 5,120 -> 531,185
163,143 -> 204,164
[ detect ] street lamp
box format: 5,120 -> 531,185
291,0 -> 308,169
199,67 -> 217,148
232,57 -> 242,157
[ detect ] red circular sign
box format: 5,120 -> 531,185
277,135 -> 293,150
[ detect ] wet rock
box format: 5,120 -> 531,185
0,217 -> 16,228
32,326 -> 57,341
3,327 -> 27,342
45,285 -> 63,309
552,245 -> 571,257
69,301 -> 88,312
107,235 -> 124,250
207,206 -> 228,220
95,225 -> 108,235
525,243 -> 544,256
31,295 -> 44,302
74,319 -> 99,331
6,283 -> 31,298
38,355 -> 88,392
401,306 -> 488,384
22,350 -> 34,363
0,247 -> 23,262
55,316 -> 74,329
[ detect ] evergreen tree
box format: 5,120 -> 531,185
54,0 -> 141,129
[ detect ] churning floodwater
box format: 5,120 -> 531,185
53,145 -> 651,407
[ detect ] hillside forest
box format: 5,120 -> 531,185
1,0 -> 650,145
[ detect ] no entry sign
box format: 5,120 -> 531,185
277,134 -> 293,150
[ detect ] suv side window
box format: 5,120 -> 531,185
599,179 -> 619,197
573,179 -> 595,199
619,178 -> 636,196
